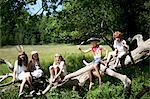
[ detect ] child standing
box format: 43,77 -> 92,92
78,38 -> 108,89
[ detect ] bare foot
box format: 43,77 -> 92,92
89,82 -> 94,90
49,78 -> 53,84
18,92 -> 24,98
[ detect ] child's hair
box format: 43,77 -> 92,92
30,51 -> 40,68
59,55 -> 65,62
55,53 -> 65,61
113,31 -> 122,38
18,52 -> 28,67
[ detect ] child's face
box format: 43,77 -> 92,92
19,54 -> 25,61
55,56 -> 61,63
91,41 -> 97,47
33,53 -> 38,60
115,38 -> 120,41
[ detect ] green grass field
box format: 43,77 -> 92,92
0,44 -> 149,99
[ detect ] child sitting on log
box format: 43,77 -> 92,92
28,51 -> 43,79
105,31 -> 128,69
78,38 -> 108,89
49,53 -> 67,83
12,46 -> 33,97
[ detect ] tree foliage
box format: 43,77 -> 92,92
0,0 -> 149,46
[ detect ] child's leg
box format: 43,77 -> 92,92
54,67 -> 59,76
19,78 -> 27,95
105,51 -> 116,67
49,66 -> 55,82
25,72 -> 33,90
93,64 -> 102,85
56,67 -> 61,81
89,70 -> 94,90
114,52 -> 126,67
114,57 -> 120,68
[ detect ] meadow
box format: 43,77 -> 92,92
0,44 -> 149,99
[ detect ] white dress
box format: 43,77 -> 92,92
30,62 -> 43,79
14,60 -> 27,80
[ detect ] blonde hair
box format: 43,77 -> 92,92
54,53 -> 64,61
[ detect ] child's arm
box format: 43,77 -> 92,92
54,68 -> 62,80
113,40 -> 118,55
27,60 -> 32,71
122,40 -> 128,49
12,61 -> 17,82
54,61 -> 64,80
78,45 -> 91,53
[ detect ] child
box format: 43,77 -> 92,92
78,37 -> 108,89
105,31 -> 128,69
49,53 -> 67,83
12,52 -> 33,97
28,51 -> 43,79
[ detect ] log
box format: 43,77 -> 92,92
0,73 -> 13,85
0,58 -> 14,72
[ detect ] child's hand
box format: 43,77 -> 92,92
103,56 -> 107,60
52,76 -> 58,82
77,41 -> 84,50
52,78 -> 56,82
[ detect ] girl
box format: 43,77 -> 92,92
49,53 -> 67,83
12,52 -> 33,97
105,31 -> 128,69
28,51 -> 43,79
78,38 -> 108,89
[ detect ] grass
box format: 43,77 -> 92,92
0,44 -> 149,99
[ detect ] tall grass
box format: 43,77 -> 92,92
0,45 -> 149,99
